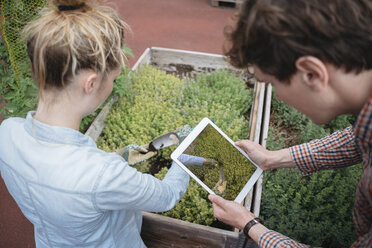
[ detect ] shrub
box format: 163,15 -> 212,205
263,89 -> 362,247
155,167 -> 215,226
0,36 -> 38,120
97,65 -> 253,225
261,165 -> 361,248
270,92 -> 308,130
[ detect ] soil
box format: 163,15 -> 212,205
269,112 -> 302,147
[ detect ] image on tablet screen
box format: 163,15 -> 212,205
177,124 -> 256,201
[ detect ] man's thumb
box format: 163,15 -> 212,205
208,194 -> 223,205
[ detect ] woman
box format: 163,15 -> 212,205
0,1 -> 189,247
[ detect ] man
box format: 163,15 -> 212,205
208,0 -> 372,247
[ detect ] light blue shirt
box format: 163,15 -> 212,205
178,154 -> 204,166
0,111 -> 189,248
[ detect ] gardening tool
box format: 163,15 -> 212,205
147,132 -> 180,152
212,163 -> 227,197
116,125 -> 193,165
146,125 -> 194,153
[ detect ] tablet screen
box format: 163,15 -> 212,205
171,118 -> 263,203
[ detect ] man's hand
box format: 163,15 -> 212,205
235,140 -> 295,170
209,194 -> 270,242
208,194 -> 254,230
116,144 -> 157,165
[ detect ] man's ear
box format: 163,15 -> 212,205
82,71 -> 99,95
295,56 -> 328,91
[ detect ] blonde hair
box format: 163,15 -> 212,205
23,0 -> 128,96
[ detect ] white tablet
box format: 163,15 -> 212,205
171,117 -> 263,203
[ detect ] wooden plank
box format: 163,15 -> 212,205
260,83 -> 272,148
141,212 -> 239,248
85,95 -> 117,141
150,47 -> 239,78
245,82 -> 265,213
132,47 -> 151,71
141,213 -> 259,248
250,82 -> 265,215
254,83 -> 266,144
252,83 -> 272,217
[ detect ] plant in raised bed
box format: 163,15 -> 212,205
97,65 -> 253,226
261,90 -> 362,248
155,167 -> 215,225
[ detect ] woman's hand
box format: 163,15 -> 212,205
116,144 -> 157,165
235,140 -> 295,170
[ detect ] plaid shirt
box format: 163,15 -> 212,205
258,94 -> 372,248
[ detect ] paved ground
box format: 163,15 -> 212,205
113,0 -> 236,67
0,1 -> 236,247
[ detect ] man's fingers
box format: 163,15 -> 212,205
235,140 -> 254,152
209,195 -> 230,221
208,194 -> 226,208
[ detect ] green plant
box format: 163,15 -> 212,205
265,126 -> 286,151
296,120 -> 331,144
97,65 -> 253,225
261,165 -> 361,248
79,45 -> 134,132
0,36 -> 38,120
326,114 -> 357,133
97,65 -> 251,151
155,167 -> 215,226
263,88 -> 362,247
270,91 -> 308,130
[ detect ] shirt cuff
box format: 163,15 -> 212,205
289,143 -> 318,177
258,230 -> 308,248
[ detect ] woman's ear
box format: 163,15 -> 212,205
295,56 -> 329,91
82,71 -> 99,95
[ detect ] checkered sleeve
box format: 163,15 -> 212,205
258,230 -> 308,248
289,126 -> 363,176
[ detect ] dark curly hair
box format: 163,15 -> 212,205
224,0 -> 372,82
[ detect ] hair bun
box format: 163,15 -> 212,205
58,3 -> 84,11
52,0 -> 89,11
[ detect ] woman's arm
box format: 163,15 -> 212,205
94,158 -> 189,212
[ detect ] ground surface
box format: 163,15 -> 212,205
0,1 -> 236,247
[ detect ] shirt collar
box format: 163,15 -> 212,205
24,111 -> 96,147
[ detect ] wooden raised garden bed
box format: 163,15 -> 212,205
86,47 -> 272,248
